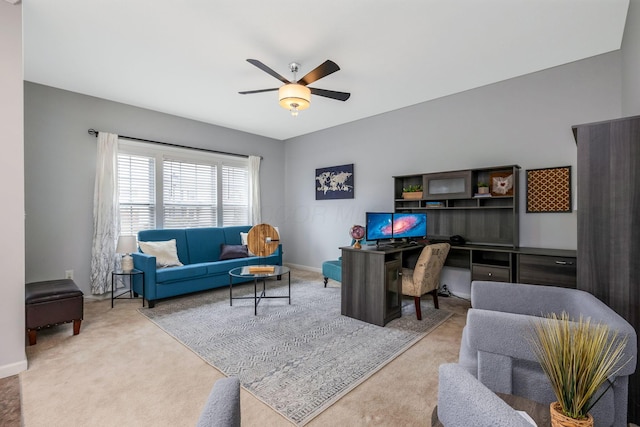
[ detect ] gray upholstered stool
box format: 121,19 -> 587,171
25,279 -> 84,345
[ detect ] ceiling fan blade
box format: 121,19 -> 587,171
310,87 -> 351,101
298,60 -> 340,86
239,88 -> 279,95
246,59 -> 290,84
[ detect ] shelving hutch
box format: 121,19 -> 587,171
393,165 -> 576,287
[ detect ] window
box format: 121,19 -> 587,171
117,140 -> 249,235
118,154 -> 156,235
163,159 -> 217,229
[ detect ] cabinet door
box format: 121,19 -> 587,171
384,259 -> 402,323
424,171 -> 472,200
517,254 -> 576,288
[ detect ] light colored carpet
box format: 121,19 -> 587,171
139,277 -> 452,425
20,269 -> 470,426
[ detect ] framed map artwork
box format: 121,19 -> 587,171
315,164 -> 354,200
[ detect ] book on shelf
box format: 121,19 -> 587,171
473,193 -> 492,198
425,201 -> 445,207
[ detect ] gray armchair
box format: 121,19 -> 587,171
196,377 -> 241,427
458,281 -> 637,427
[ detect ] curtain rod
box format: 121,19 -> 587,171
87,129 -> 257,159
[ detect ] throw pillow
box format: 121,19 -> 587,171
138,239 -> 183,268
219,244 -> 249,260
240,232 -> 255,256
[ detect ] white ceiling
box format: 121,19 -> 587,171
23,0 -> 629,141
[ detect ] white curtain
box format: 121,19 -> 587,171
248,155 -> 261,225
90,132 -> 119,294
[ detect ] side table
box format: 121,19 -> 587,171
111,269 -> 144,308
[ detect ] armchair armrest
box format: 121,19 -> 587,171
438,364 -> 532,427
465,309 -> 541,363
196,377 -> 240,427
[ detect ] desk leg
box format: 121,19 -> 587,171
111,273 -> 114,308
229,275 -> 233,306
288,271 -> 291,305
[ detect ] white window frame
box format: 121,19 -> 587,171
118,139 -> 249,233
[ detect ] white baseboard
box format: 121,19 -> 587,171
284,263 -> 321,274
0,358 -> 28,378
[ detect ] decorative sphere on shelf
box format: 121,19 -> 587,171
350,225 -> 365,249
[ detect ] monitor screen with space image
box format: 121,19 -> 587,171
392,212 -> 427,240
366,212 -> 394,241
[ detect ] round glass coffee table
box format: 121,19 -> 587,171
228,265 -> 291,315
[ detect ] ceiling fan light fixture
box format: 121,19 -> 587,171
279,83 -> 311,115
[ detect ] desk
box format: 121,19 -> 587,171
340,244 -> 424,326
438,243 -> 577,288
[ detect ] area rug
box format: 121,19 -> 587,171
139,277 -> 452,426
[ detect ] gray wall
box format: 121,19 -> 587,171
284,52 -> 622,294
23,9 -> 639,302
0,2 -> 27,377
623,0 -> 640,116
24,83 -> 286,296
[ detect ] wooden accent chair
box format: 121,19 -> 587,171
401,243 -> 450,320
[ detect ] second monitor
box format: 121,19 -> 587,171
366,212 -> 427,244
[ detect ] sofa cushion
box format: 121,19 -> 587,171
185,228 -> 227,263
206,258 -> 249,275
219,244 -> 248,260
156,264 -> 209,283
138,229 -> 190,265
138,239 -> 183,267
222,226 -> 252,245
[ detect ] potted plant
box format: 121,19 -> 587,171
402,184 -> 423,200
530,312 -> 630,427
477,181 -> 489,194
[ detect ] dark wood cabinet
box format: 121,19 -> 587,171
573,115 -> 640,423
341,245 -> 420,326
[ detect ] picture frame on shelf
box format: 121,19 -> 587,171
526,166 -> 572,213
489,171 -> 514,196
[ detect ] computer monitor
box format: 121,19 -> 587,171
392,212 -> 428,240
365,212 -> 394,242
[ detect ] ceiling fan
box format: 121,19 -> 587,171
239,59 -> 350,116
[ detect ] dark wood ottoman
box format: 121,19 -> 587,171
25,279 -> 84,346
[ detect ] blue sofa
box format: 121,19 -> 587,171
132,226 -> 283,308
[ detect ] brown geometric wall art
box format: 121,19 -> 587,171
526,166 -> 572,213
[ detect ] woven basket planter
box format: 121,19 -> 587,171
550,402 -> 593,427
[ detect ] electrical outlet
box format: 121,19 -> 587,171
65,269 -> 74,280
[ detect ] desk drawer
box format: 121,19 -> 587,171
517,254 -> 576,288
472,265 -> 510,282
